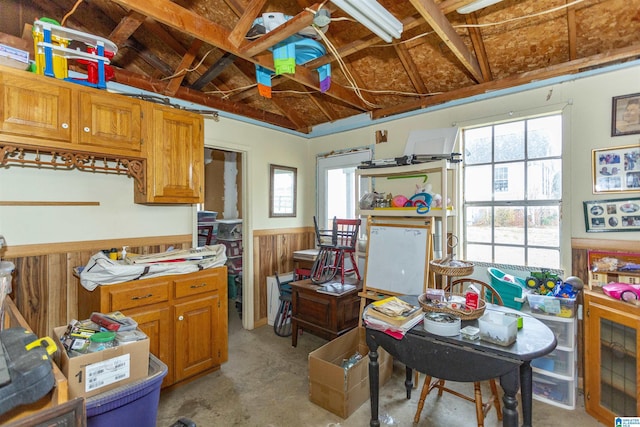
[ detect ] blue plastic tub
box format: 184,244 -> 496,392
85,354 -> 167,427
487,267 -> 528,310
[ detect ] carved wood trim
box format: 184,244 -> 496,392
0,143 -> 147,195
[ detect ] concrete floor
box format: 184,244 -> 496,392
156,302 -> 606,427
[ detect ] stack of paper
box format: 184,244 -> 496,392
363,297 -> 424,339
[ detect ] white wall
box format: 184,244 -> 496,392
0,166 -> 192,246
203,116 -> 308,231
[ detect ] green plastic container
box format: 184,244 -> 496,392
487,267 -> 528,310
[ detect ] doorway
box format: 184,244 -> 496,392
202,147 -> 244,323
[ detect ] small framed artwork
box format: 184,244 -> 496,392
584,197 -> 640,232
592,144 -> 640,193
612,93 -> 640,136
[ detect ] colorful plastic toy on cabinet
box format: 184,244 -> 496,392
32,18 -> 117,89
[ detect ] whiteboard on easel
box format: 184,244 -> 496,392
363,220 -> 432,295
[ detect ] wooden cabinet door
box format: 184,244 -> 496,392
173,294 -> 221,382
0,70 -> 72,142
140,105 -> 203,203
77,91 -> 142,154
584,291 -> 640,424
127,305 -> 173,386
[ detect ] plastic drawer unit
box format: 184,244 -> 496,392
527,307 -> 577,409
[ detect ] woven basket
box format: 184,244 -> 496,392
418,292 -> 486,321
430,259 -> 474,277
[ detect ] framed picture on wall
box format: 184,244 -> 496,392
592,144 -> 640,193
584,197 -> 640,232
612,93 -> 640,136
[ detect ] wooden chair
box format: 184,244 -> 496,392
310,216 -> 361,284
413,278 -> 504,426
273,269 -> 310,337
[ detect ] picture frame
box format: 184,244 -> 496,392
612,93 -> 640,136
583,197 -> 640,232
592,144 -> 640,193
269,164 -> 297,218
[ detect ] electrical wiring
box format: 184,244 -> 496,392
204,83 -> 258,99
159,49 -> 216,81
61,0 -> 84,26
456,0 -> 587,29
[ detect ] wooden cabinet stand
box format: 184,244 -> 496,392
290,279 -> 361,347
78,267 -> 228,388
584,289 -> 640,423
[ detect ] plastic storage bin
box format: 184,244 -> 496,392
478,312 -> 517,346
527,294 -> 576,318
217,219 -> 242,239
532,369 -> 576,409
531,348 -> 574,377
487,268 -> 528,310
85,354 -> 167,427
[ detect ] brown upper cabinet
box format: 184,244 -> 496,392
0,65 -> 204,204
134,103 -> 203,204
0,65 -> 142,157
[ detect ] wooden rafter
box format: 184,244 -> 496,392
112,68 -> 298,130
164,39 -> 204,96
228,0 -> 268,47
394,43 -> 429,94
409,0 -> 484,82
108,10 -> 145,45
464,13 -> 492,81
107,0 -> 369,111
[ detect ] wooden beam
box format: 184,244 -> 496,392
465,13 -> 492,81
239,5 -> 317,56
409,0 -> 484,82
112,68 -> 300,130
107,0 -> 368,110
191,52 -> 238,90
108,10 -> 145,45
228,0 -> 268,48
164,39 -> 204,96
394,43 -> 429,94
566,0 -> 578,61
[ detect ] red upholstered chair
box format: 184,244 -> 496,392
414,278 -> 504,426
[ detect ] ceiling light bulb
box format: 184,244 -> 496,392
456,0 -> 504,14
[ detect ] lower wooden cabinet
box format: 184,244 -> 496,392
584,289 -> 640,423
78,266 -> 228,388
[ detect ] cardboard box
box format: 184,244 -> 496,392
53,326 -> 150,399
308,327 -> 393,418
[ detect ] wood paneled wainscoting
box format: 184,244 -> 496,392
252,227 -> 315,327
2,235 -> 191,339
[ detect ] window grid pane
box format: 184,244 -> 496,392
463,114 -> 562,267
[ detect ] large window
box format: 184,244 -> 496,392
463,115 -> 562,268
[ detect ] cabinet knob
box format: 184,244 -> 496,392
83,127 -> 90,133
178,315 -> 184,321
61,123 -> 69,129
190,283 -> 207,289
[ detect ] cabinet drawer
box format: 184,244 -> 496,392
174,270 -> 223,299
108,282 -> 170,311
